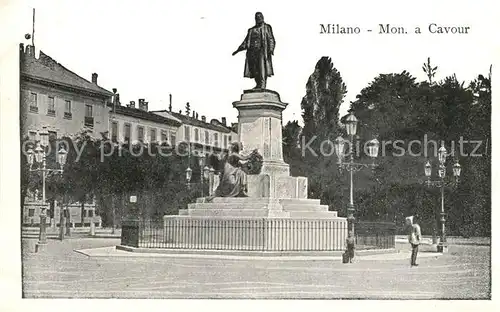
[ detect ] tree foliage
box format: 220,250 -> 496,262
301,56 -> 347,144
286,56 -> 491,237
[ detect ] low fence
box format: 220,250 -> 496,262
121,217 -> 396,251
355,221 -> 396,250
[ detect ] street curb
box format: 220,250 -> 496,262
75,246 -> 401,261
74,246 -> 443,261
114,245 -> 397,257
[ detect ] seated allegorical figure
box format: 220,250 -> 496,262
206,142 -> 259,201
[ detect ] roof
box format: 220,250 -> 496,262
153,110 -> 234,133
20,46 -> 113,98
110,105 -> 182,127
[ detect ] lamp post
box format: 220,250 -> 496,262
334,112 -> 379,237
423,142 -> 461,253
198,154 -> 211,197
26,127 -> 67,252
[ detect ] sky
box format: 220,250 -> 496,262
2,0 -> 497,126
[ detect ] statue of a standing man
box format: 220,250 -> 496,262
232,12 -> 275,89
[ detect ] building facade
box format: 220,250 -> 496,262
109,99 -> 182,145
20,44 -> 113,141
20,43 -> 112,227
153,109 -> 237,154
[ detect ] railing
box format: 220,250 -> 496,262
122,217 -> 349,251
355,221 -> 396,250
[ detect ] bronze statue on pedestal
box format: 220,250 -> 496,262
232,12 -> 275,89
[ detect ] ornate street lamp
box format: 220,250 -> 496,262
423,142 -> 461,253
26,127 -> 67,252
335,112 -> 379,238
345,112 -> 358,137
334,136 -> 345,165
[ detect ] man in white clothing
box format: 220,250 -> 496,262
406,215 -> 421,267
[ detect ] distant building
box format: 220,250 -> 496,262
152,98 -> 237,155
108,96 -> 182,145
156,110 -> 237,153
20,44 -> 113,141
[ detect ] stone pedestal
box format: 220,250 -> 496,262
232,90 -> 311,201
233,89 -> 290,177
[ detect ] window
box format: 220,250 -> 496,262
84,104 -> 94,127
150,128 -> 157,143
28,131 -> 37,142
170,134 -> 176,146
213,133 -> 219,147
64,100 -> 72,119
88,210 -> 94,218
161,131 -> 168,143
85,104 -> 93,117
229,135 -> 232,143
184,126 -> 190,141
65,100 -> 71,113
194,128 -> 199,142
82,210 -> 87,217
124,123 -> 131,143
29,93 -> 38,112
224,135 -> 228,148
111,122 -> 118,142
47,96 -> 55,116
137,126 -> 144,143
28,209 -> 35,217
205,130 -> 209,145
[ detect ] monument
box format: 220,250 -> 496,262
159,12 -> 347,251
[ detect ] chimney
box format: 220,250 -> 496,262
201,115 -> 206,122
129,101 -> 136,108
221,117 -> 227,126
25,45 -> 35,57
92,73 -> 98,84
196,112 -> 199,119
192,111 -> 195,118
138,98 -> 148,111
169,93 -> 172,111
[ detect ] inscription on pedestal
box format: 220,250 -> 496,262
263,143 -> 270,157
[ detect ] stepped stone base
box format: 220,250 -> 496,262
180,197 -> 338,219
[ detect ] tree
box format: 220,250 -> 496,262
293,57 -> 349,213
422,57 -> 438,85
301,56 -> 347,146
348,62 -> 491,236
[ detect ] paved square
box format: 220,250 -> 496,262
22,238 -> 490,299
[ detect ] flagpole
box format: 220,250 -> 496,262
32,8 -> 35,47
